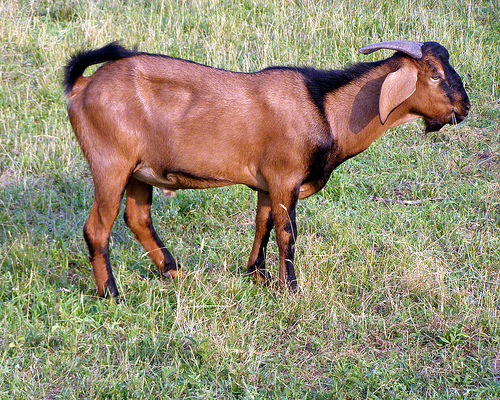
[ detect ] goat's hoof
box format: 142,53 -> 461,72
166,269 -> 187,281
289,285 -> 303,296
287,280 -> 300,293
248,267 -> 272,286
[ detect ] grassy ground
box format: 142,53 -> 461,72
1,0 -> 499,398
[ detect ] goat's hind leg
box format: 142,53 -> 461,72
247,191 -> 274,285
124,177 -> 181,279
84,175 -> 129,298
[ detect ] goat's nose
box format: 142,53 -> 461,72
461,99 -> 470,116
464,103 -> 470,116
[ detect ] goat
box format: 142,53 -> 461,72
64,40 -> 469,297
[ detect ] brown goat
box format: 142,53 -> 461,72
64,40 -> 469,297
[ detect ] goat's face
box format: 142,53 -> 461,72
413,42 -> 470,132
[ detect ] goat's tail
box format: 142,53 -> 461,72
63,42 -> 138,95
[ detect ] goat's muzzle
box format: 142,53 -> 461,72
424,98 -> 470,133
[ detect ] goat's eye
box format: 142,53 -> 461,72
431,75 -> 441,81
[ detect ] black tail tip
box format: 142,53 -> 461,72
63,41 -> 137,94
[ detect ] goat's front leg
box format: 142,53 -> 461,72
247,191 -> 274,285
270,186 -> 299,291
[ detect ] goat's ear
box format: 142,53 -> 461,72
379,64 -> 418,124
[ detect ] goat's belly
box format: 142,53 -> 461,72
132,166 -> 234,194
133,165 -> 271,195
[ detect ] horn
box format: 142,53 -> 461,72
358,40 -> 424,59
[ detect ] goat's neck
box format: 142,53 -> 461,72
324,63 -> 419,160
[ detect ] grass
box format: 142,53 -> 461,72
1,0 -> 500,398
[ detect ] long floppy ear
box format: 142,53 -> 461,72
379,64 -> 418,124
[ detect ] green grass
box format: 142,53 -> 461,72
1,0 -> 500,398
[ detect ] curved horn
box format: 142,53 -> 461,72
358,40 -> 424,59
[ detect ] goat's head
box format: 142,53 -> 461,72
359,40 -> 470,132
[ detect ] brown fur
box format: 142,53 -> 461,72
65,42 -> 469,297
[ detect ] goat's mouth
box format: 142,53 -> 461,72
450,101 -> 470,126
424,118 -> 446,133
424,110 -> 468,133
